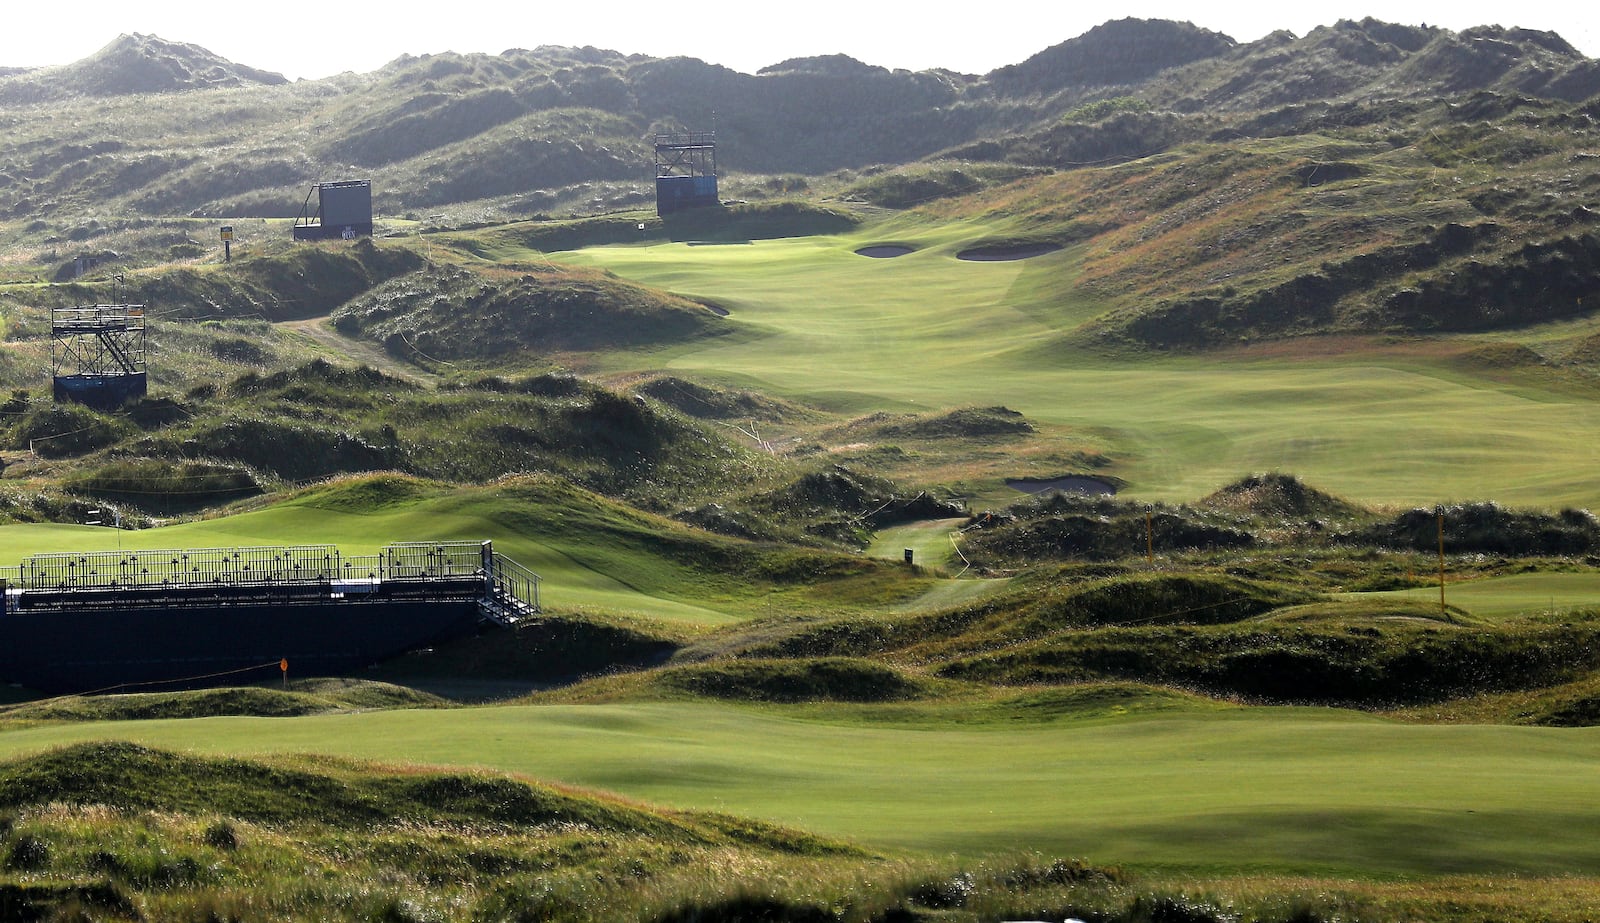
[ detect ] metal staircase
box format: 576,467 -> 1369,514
381,541 -> 541,626
478,552 -> 542,626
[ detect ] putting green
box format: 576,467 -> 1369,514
1361,571 -> 1600,621
865,518 -> 965,569
1,703 -> 1596,876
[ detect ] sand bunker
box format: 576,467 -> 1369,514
957,242 -> 1062,262
855,245 -> 916,258
1006,476 -> 1117,497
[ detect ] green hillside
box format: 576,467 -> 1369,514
6,14 -> 1600,922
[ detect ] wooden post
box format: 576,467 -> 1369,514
1437,509 -> 1446,615
1146,507 -> 1154,566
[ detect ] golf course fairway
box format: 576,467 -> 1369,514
2,702 -> 1596,877
552,226 -> 1600,510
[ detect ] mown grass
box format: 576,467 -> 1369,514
4,701 -> 1600,880
4,708 -> 1600,919
0,473 -> 948,625
1362,570 -> 1600,620
548,202 -> 1600,511
13,730 -> 1593,922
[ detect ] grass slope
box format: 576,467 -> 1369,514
0,473 -> 941,625
1,702 -> 1598,877
0,741 -> 884,922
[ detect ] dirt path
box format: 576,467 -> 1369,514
276,316 -> 438,387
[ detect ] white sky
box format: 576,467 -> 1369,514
1,0 -> 1595,80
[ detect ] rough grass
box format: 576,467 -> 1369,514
653,658 -> 936,703
632,374 -> 813,422
374,612 -> 682,690
331,261 -> 725,363
22,736 -> 1588,923
61,458 -> 261,513
0,741 -> 892,921
937,611 -> 1600,705
58,359 -> 802,516
103,238 -> 424,323
1200,472 -> 1367,522
698,572 -> 1312,665
0,680 -> 447,723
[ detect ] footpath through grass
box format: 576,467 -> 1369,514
3,701 -> 1598,877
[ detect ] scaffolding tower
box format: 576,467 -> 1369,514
52,304 -> 147,409
654,130 -> 718,215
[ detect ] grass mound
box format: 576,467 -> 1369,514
983,683 -> 1232,722
657,658 -> 934,703
1560,330 -> 1600,365
746,465 -> 964,544
8,403 -> 131,459
149,416 -> 398,481
9,32 -> 287,101
332,262 -> 723,362
659,201 -> 861,242
1201,472 -> 1366,521
633,376 -> 807,422
62,459 -> 260,514
279,471 -> 449,512
113,238 -> 424,322
451,371 -> 588,397
964,495 -> 1255,564
1540,688 -> 1600,726
1342,502 -> 1600,554
1407,673 -> 1600,726
730,572 -> 1311,663
378,613 -> 681,687
939,610 -> 1600,705
842,162 -> 1044,208
1020,572 -> 1309,630
860,406 -> 1036,440
1454,341 -> 1546,369
0,741 -> 725,839
1254,598 -> 1468,626
0,681 -> 446,723
144,369 -> 778,507
228,357 -> 419,399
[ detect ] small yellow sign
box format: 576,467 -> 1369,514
220,225 -> 234,242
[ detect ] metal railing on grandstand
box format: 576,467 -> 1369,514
5,540 -> 540,622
